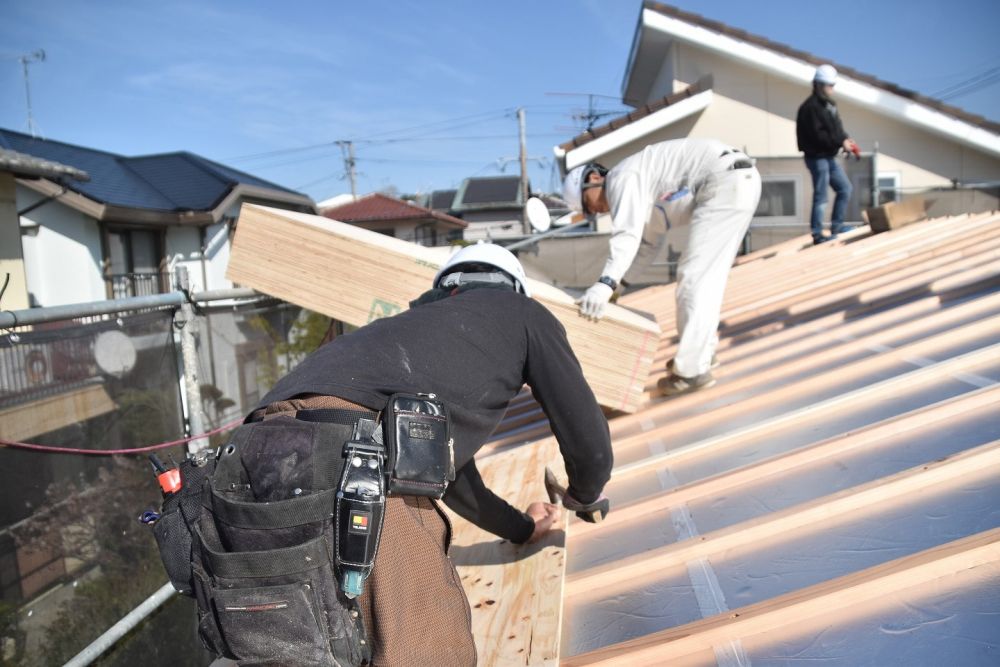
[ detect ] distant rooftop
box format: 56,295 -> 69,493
321,192 -> 466,228
0,128 -> 312,215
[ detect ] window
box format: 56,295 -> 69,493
877,173 -> 901,205
105,228 -> 166,298
754,177 -> 800,223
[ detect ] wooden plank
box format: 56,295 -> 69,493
0,383 -> 116,442
572,384 -> 1000,539
567,438 -> 1000,600
633,294 -> 1000,423
562,527 -> 1000,666
612,316 -> 1000,456
444,439 -> 566,666
227,204 -> 659,413
610,342 -> 1000,481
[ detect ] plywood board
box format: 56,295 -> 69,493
227,204 -> 659,413
444,439 -> 565,666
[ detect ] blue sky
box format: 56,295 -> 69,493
1,1 -> 998,201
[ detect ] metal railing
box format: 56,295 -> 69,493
105,272 -> 172,299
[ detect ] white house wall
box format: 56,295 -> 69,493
17,184 -> 105,307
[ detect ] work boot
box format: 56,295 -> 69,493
667,355 -> 719,373
656,370 -> 716,397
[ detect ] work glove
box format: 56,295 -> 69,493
563,491 -> 610,524
577,282 -> 614,321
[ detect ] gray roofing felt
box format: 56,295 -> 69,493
0,128 -> 306,212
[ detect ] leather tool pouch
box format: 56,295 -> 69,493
384,393 -> 455,498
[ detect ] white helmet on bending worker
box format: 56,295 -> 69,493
434,242 -> 531,297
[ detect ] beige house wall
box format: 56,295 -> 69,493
0,174 -> 30,310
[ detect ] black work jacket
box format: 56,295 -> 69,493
796,91 -> 848,158
256,288 -> 613,544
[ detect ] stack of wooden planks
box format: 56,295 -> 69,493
227,204 -> 660,413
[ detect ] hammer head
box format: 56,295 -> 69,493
544,467 -> 563,504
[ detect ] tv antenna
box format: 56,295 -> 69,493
17,50 -> 46,137
545,92 -> 625,131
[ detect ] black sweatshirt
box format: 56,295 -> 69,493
255,288 -> 613,544
796,91 -> 849,158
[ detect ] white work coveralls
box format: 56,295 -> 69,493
601,138 -> 762,378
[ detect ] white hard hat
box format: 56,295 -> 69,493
434,242 -> 531,297
562,163 -> 609,213
814,64 -> 838,86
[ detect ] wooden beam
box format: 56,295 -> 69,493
572,383 -> 1000,538
639,291 -> 1000,413
562,527 -> 1000,666
567,438 -> 1000,600
0,383 -> 116,442
611,342 -> 1000,481
613,318 -> 1000,455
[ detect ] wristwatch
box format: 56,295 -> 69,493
597,275 -> 619,291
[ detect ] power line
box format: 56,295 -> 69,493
931,66 -> 1000,100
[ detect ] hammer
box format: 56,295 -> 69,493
544,467 -> 609,524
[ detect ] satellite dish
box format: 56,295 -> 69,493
94,330 -> 137,378
524,197 -> 551,232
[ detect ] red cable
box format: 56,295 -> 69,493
0,418 -> 244,455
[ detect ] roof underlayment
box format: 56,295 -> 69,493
457,212 -> 1000,665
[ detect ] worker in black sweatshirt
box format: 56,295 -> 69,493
246,243 -> 613,666
797,64 -> 860,244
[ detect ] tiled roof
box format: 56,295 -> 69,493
558,76 -> 713,152
641,1 -> 1000,134
0,128 -> 310,212
321,193 -> 467,228
0,147 -> 89,181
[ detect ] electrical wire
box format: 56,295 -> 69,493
0,417 -> 243,455
931,66 -> 1000,100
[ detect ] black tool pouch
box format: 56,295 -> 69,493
190,419 -> 369,666
150,450 -> 215,596
384,393 -> 455,498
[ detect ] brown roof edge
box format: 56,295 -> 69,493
642,1 -> 1000,135
558,75 -> 714,153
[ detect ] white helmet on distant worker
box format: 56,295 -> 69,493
814,64 -> 838,86
434,242 -> 531,297
561,163 -> 609,213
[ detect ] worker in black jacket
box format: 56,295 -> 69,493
796,64 -> 860,244
246,243 -> 613,666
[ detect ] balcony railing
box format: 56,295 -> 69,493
105,271 -> 171,299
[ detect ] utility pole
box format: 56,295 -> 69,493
336,140 -> 357,197
517,107 -> 530,233
18,50 -> 45,137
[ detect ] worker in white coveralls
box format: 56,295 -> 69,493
564,138 -> 762,397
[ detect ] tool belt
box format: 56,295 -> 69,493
146,393 -> 454,666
